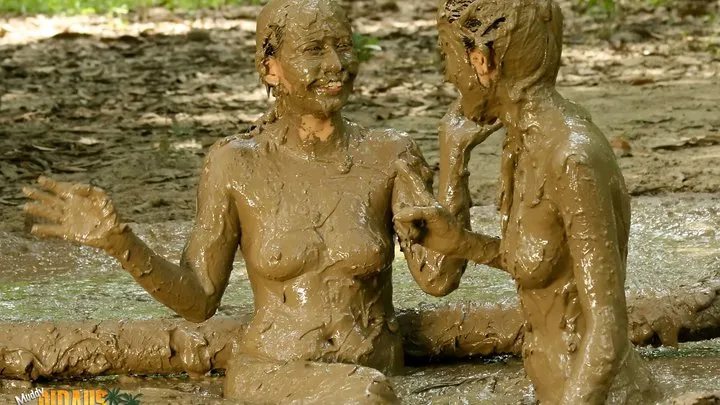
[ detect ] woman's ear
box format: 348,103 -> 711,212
263,57 -> 283,87
468,46 -> 494,87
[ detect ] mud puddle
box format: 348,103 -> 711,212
1,351 -> 719,404
1,194 -> 716,321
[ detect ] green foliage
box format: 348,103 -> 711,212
576,0 -> 702,17
577,0 -> 617,16
101,389 -> 143,405
0,0 -> 264,15
352,32 -> 381,63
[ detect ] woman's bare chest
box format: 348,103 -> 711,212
236,161 -> 396,280
502,159 -> 567,289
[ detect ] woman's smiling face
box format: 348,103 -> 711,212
268,5 -> 359,117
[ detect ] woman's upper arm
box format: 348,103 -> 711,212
181,141 -> 242,304
556,153 -> 628,326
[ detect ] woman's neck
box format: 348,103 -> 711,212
496,84 -> 563,145
277,112 -> 348,159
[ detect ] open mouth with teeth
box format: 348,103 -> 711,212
315,80 -> 346,96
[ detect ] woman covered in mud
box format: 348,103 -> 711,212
21,0 -> 492,403
394,0 -> 661,403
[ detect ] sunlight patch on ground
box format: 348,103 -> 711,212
171,139 -> 203,150
355,19 -> 436,35
0,14 -> 256,46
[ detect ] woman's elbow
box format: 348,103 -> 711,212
179,299 -> 219,323
420,278 -> 461,297
587,320 -> 629,373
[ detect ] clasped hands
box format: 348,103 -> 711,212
393,99 -> 501,258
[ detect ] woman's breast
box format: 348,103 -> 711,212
245,228 -> 323,281
241,178 -> 395,281
502,200 -> 566,289
245,225 -> 394,281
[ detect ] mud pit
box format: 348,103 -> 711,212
1,196 -> 719,403
1,0 -> 719,403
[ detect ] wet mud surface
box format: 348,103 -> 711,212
1,195 -> 717,322
1,349 -> 719,404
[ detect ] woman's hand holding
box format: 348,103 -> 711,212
441,98 -> 502,150
393,161 -> 467,257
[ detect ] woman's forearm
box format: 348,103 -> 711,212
105,226 -> 216,322
438,141 -> 504,269
435,136 -> 473,278
437,138 -> 473,226
456,230 -> 502,269
562,324 -> 627,405
559,310 -> 626,401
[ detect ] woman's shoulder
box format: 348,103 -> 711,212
209,134 -> 260,157
202,133 -> 267,175
348,121 -> 417,153
545,103 -> 617,171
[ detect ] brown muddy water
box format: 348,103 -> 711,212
1,194 -> 719,404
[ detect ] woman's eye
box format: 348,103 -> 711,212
337,42 -> 352,51
304,45 -> 323,54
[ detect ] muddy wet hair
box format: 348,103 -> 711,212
261,24 -> 284,70
251,0 -> 290,134
438,0 -> 563,101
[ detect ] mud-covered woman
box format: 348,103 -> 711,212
393,0 -> 661,403
21,0 -> 495,402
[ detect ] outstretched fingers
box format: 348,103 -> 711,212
70,183 -> 106,199
36,176 -> 79,199
23,186 -> 61,206
30,223 -> 69,239
22,186 -> 65,223
23,202 -> 63,223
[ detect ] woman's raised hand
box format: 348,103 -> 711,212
441,98 -> 503,150
22,176 -> 125,251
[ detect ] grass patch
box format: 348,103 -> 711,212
0,0 -> 265,15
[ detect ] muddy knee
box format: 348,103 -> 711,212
224,356 -> 398,404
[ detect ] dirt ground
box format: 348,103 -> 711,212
0,0 -> 719,233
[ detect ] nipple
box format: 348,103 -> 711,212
337,154 -> 353,174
